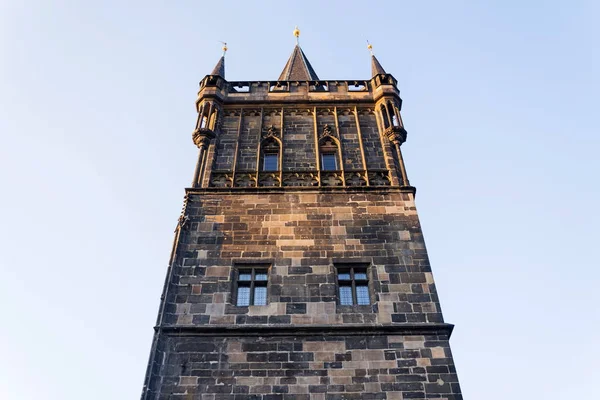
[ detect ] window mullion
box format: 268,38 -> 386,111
249,269 -> 255,306
351,268 -> 358,305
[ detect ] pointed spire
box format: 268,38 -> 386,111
210,56 -> 225,77
371,55 -> 386,77
277,27 -> 320,81
210,42 -> 227,78
367,41 -> 386,77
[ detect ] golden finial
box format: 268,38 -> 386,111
367,40 -> 373,55
220,41 -> 228,56
293,26 -> 300,44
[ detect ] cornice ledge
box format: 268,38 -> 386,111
155,323 -> 455,337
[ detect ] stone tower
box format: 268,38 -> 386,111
141,35 -> 463,399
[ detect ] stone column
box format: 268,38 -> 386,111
192,128 -> 216,188
386,126 -> 410,187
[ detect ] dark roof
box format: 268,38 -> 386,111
371,55 -> 386,77
210,56 -> 225,77
278,45 -> 320,81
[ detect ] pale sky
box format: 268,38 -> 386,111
0,1 -> 598,399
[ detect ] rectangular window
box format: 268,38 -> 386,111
235,267 -> 269,306
337,266 -> 370,305
321,153 -> 338,171
263,153 -> 278,171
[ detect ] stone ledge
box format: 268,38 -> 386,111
185,186 -> 416,195
155,323 -> 454,338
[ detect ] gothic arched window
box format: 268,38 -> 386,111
319,137 -> 340,171
198,103 -> 219,130
388,101 -> 399,127
260,137 -> 280,171
200,115 -> 208,129
380,104 -> 390,129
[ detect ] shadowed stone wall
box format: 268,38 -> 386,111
145,333 -> 460,399
163,191 -> 443,328
141,189 -> 462,399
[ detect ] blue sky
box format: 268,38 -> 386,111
0,1 -> 597,399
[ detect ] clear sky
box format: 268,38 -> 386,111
0,1 -> 597,399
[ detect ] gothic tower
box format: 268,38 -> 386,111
142,32 -> 463,400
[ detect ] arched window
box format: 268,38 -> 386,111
198,104 -> 210,129
260,138 -> 280,171
319,137 -> 340,171
200,115 -> 208,129
380,104 -> 390,128
198,103 -> 218,130
208,108 -> 218,129
388,101 -> 399,127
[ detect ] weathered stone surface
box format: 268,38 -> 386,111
144,334 -> 462,400
141,49 -> 463,399
161,190 -> 442,328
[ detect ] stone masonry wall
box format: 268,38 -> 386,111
337,112 -> 362,170
214,112 -> 240,170
163,190 -> 443,328
358,111 -> 387,170
283,112 -> 316,171
146,333 -> 461,399
236,113 -> 261,172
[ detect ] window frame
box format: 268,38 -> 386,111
336,265 -> 370,306
321,152 -> 338,171
233,266 -> 269,306
262,152 -> 279,171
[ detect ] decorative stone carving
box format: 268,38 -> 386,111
234,173 -> 257,188
175,194 -> 191,231
368,171 -> 392,186
282,172 -> 318,187
384,126 -> 408,145
319,124 -> 337,140
262,125 -> 280,140
319,137 -> 338,154
258,172 -> 281,187
177,214 -> 190,231
209,173 -> 233,188
321,171 -> 343,187
345,171 -> 367,187
242,108 -> 261,117
192,128 -> 216,149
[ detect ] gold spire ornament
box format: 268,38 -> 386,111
293,26 -> 300,44
367,40 -> 374,55
220,41 -> 228,56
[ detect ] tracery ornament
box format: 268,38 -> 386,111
344,171 -> 368,187
258,172 -> 281,187
367,171 -> 392,186
210,173 -> 234,188
262,125 -> 280,139
319,124 -> 337,140
234,173 -> 257,188
321,171 -> 344,187
282,172 -> 319,187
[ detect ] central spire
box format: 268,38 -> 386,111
277,26 -> 320,81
